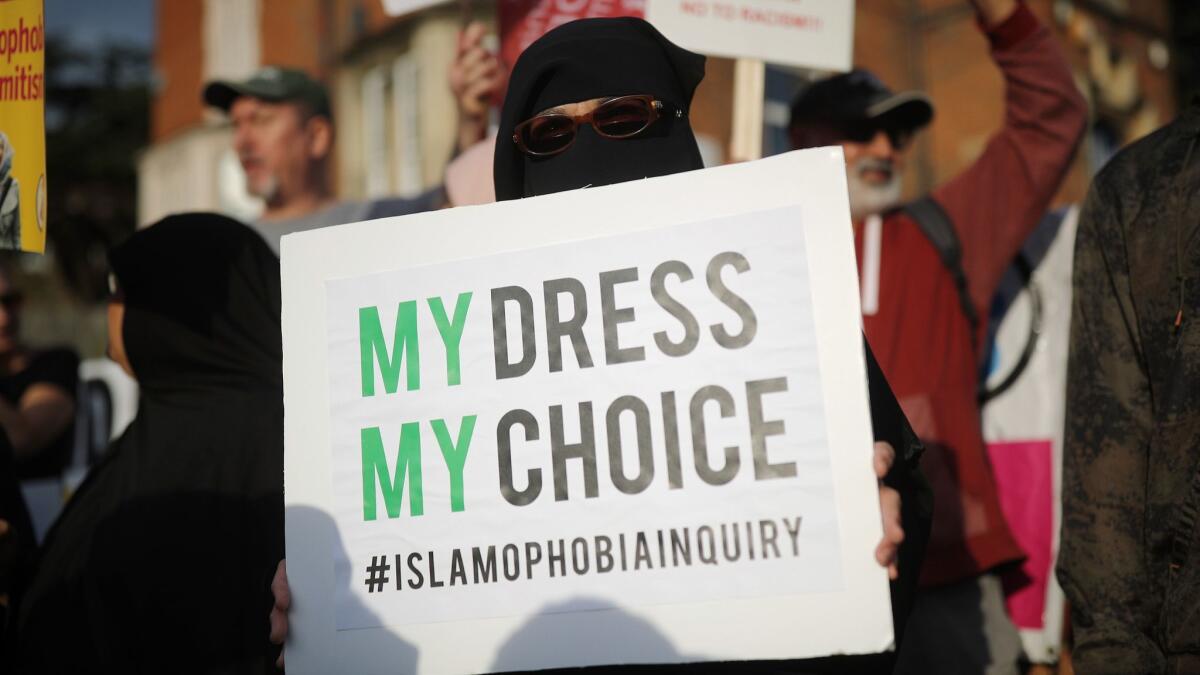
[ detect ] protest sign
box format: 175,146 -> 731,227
499,0 -> 646,67
281,149 -> 891,674
381,0 -> 450,16
0,0 -> 45,252
644,0 -> 854,71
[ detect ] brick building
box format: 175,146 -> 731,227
850,0 -> 1175,206
138,0 -> 1176,225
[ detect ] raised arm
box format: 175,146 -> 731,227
932,1 -> 1088,312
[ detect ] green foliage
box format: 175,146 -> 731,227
44,37 -> 149,301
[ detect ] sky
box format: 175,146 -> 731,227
45,0 -> 154,51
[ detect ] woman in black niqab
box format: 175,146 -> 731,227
11,213 -> 285,674
494,18 -> 931,675
495,17 -> 706,199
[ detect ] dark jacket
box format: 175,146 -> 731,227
1057,98 -> 1200,675
13,215 -> 285,674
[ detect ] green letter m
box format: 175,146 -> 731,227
361,424 -> 423,520
360,302 -> 419,397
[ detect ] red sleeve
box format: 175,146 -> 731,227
931,3 -> 1088,315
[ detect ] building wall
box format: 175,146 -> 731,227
849,0 -> 1175,205
138,125 -> 239,226
333,4 -> 469,201
141,0 -> 1176,226
203,0 -> 262,85
261,0 -> 326,78
152,0 -> 204,142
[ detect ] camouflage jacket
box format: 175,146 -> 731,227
1058,98 -> 1200,674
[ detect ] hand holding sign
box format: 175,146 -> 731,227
449,22 -> 503,152
873,441 -> 902,580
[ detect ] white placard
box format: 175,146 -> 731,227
645,0 -> 854,72
381,0 -> 449,17
281,149 -> 891,674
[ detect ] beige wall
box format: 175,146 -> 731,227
335,4 -> 492,200
152,0 -> 205,142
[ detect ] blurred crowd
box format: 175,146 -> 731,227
0,1 -> 1198,674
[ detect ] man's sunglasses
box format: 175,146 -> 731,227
513,95 -> 682,157
835,119 -> 916,151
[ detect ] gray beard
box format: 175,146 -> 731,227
242,163 -> 280,204
846,162 -> 902,222
250,175 -> 279,204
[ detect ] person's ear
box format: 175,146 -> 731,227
306,116 -> 334,161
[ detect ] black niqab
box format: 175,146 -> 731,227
12,214 -> 285,674
111,213 -> 283,395
490,19 -> 931,675
495,17 -> 706,200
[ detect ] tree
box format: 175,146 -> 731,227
42,37 -> 150,301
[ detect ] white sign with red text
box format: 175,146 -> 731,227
381,0 -> 449,17
645,0 -> 854,71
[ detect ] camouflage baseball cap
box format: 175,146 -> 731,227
203,66 -> 331,118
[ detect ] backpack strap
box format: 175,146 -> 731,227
901,196 -> 980,348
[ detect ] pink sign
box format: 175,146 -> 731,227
498,0 -> 646,67
986,439 -> 1054,630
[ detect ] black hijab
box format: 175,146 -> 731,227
495,17 -> 706,200
12,214 -> 285,674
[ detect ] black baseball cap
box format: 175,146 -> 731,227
789,68 -> 933,133
203,66 -> 331,118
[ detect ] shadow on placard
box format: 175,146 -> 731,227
490,596 -> 693,674
488,595 -> 901,675
287,505 -> 419,673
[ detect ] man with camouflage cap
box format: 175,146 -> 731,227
205,66 -> 452,254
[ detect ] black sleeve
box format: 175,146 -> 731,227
0,427 -> 36,600
864,338 -> 932,649
24,349 -> 79,400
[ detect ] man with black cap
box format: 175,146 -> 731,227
789,0 -> 1087,673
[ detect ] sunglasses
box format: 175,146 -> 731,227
836,120 -> 916,151
513,95 -> 681,157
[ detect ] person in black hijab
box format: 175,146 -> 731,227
494,17 -> 705,199
493,17 -> 931,674
11,213 -> 285,674
0,426 -> 34,646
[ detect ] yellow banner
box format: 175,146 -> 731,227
0,0 -> 45,253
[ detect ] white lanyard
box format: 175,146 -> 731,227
861,214 -> 882,317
